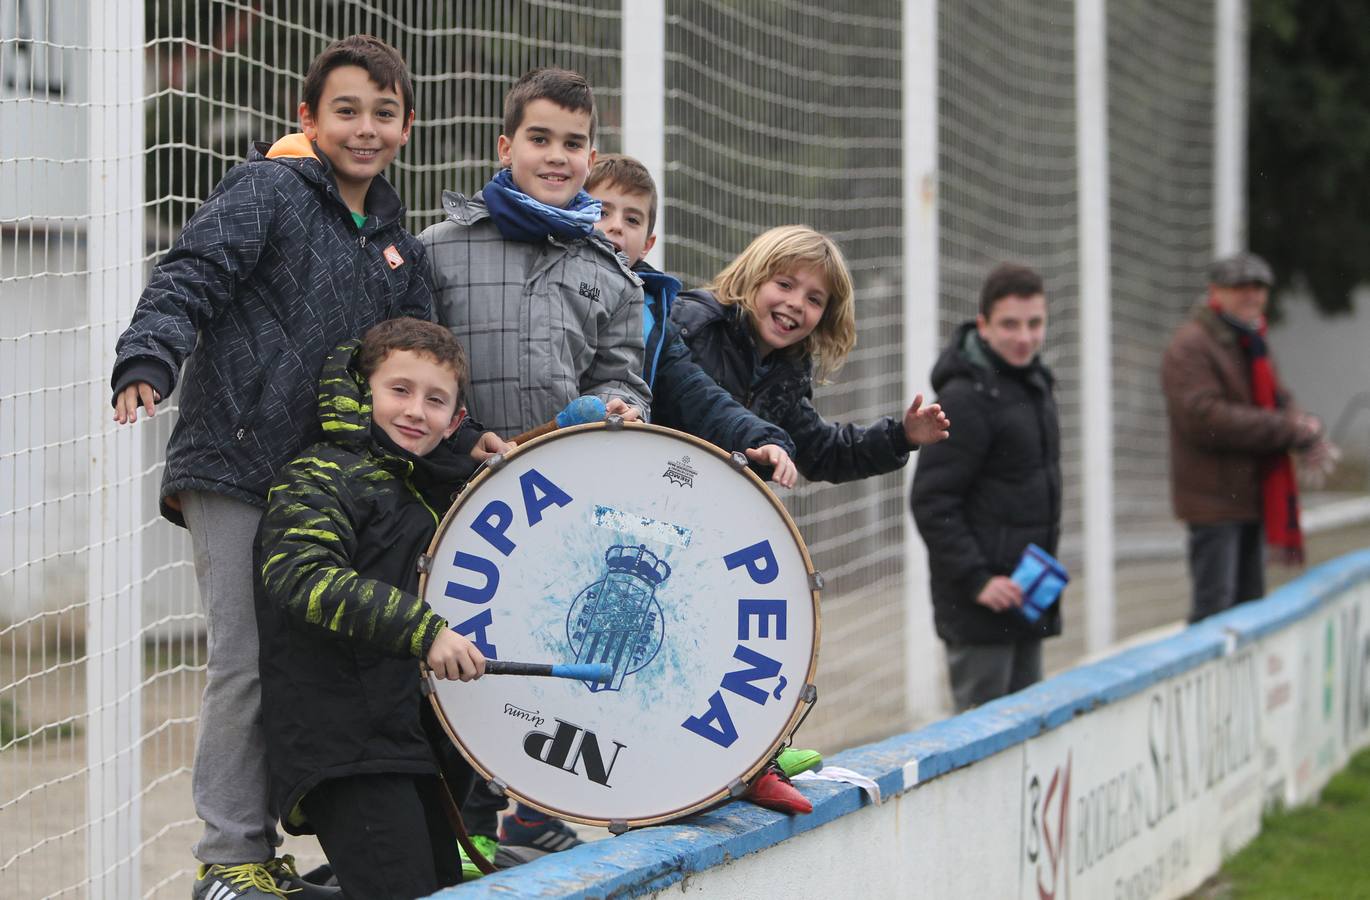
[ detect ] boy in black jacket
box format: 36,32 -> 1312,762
911,263 -> 1062,712
110,35 -> 431,897
255,319 -> 486,899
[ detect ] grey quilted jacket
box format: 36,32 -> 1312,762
421,190 -> 650,437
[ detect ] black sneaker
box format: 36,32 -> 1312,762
499,813 -> 584,852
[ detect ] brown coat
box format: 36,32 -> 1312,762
1161,304 -> 1305,524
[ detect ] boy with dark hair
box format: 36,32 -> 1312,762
255,318 -> 485,900
422,67 -> 649,866
111,33 -> 430,898
423,67 -> 649,439
911,262 -> 1062,712
587,153 -> 798,486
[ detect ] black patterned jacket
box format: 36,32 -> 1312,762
254,339 -> 476,833
670,290 -> 913,483
111,133 -> 433,523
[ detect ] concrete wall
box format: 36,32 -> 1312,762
430,550 -> 1370,899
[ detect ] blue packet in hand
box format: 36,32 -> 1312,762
1011,544 -> 1069,623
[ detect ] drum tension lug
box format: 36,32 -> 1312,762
727,778 -> 748,798
605,413 -> 625,431
607,819 -> 629,836
809,570 -> 825,591
487,778 -> 508,797
801,683 -> 818,704
727,451 -> 748,471
416,553 -> 433,575
486,452 -> 508,472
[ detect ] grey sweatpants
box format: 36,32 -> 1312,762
181,491 -> 281,864
945,639 -> 1043,713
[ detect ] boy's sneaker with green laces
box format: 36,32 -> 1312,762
191,860 -> 291,899
777,747 -> 822,778
264,854 -> 341,897
459,834 -> 499,881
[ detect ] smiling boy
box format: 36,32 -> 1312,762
255,318 -> 485,899
911,263 -> 1062,713
110,35 -> 431,898
420,66 -> 649,869
422,67 -> 649,441
587,154 -> 799,487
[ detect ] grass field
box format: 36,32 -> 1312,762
1194,747 -> 1370,898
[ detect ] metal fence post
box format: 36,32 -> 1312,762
1214,0 -> 1247,255
1075,0 -> 1116,655
903,0 -> 945,721
620,0 -> 667,270
85,0 -> 145,894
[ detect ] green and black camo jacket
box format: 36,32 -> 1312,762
253,338 -> 476,833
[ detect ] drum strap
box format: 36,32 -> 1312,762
437,772 -> 499,877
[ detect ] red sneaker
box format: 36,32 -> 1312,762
743,768 -> 812,815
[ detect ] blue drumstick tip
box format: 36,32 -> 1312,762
550,663 -> 613,682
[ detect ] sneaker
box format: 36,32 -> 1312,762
191,861 -> 291,899
265,855 -> 341,897
493,843 -> 548,869
459,834 -> 498,881
776,747 -> 822,778
743,767 -> 813,815
499,813 -> 584,852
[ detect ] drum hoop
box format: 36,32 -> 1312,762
419,420 -> 822,828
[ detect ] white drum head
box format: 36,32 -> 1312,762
422,422 -> 820,827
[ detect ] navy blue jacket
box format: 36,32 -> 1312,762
111,134 -> 433,523
670,290 -> 911,483
911,323 -> 1062,645
637,266 -> 795,459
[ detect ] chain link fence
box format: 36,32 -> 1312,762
2,1 -> 1234,895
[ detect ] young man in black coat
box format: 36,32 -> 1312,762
911,263 -> 1062,712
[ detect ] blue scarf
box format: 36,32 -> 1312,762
482,168 -> 601,243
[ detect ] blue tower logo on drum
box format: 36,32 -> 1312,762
566,545 -> 668,692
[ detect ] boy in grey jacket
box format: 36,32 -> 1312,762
421,65 -> 647,871
422,67 -> 649,438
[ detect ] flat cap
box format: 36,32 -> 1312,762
1209,252 -> 1274,287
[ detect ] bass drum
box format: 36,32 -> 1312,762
420,421 -> 820,829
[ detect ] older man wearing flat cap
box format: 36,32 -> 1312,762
1161,252 -> 1332,622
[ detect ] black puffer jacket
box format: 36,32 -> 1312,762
253,340 -> 476,833
670,290 -> 911,482
911,322 -> 1062,645
112,133 -> 433,524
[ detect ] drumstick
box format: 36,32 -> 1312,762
485,660 -> 613,682
510,395 -> 607,445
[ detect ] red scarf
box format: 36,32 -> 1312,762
1209,299 -> 1305,564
